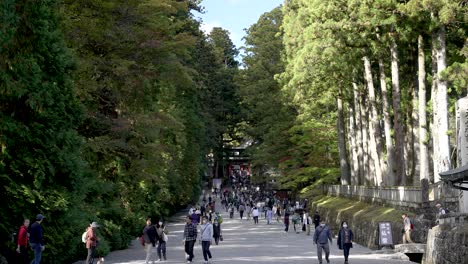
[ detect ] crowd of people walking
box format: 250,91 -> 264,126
176,185 -> 361,264
13,183 -> 423,264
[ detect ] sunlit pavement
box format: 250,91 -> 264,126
78,197 -> 411,264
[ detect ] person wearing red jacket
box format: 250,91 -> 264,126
16,219 -> 30,264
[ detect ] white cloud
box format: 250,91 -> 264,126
200,21 -> 222,34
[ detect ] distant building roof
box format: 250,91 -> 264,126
439,164 -> 468,191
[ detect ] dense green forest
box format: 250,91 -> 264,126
239,0 -> 466,191
0,0 -> 240,262
0,0 -> 466,262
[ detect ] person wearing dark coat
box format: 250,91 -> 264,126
284,212 -> 290,232
213,219 -> 222,245
313,211 -> 321,229
337,221 -> 354,264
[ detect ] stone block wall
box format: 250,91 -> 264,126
423,217 -> 468,264
310,196 -> 431,249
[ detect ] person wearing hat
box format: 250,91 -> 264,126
29,214 -> 45,264
86,221 -> 100,264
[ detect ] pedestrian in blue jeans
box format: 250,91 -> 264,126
337,221 -> 354,264
29,214 -> 46,264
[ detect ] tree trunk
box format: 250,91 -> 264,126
390,37 -> 406,186
348,99 -> 359,185
363,56 -> 384,186
337,90 -> 351,185
411,81 -> 420,185
431,31 -> 438,182
353,82 -> 364,185
378,58 -> 396,186
360,90 -> 373,185
418,34 -> 430,183
433,25 -> 452,181
405,82 -> 418,185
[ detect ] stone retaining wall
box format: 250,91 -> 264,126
423,214 -> 468,264
310,196 -> 431,249
322,182 -> 459,218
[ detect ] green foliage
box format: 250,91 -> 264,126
0,0 -> 90,262
0,0 -> 236,262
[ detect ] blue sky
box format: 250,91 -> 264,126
195,0 -> 283,51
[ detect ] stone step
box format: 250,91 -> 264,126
394,243 -> 426,254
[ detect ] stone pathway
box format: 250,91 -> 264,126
77,196 -> 412,264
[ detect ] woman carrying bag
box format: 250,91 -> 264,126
337,221 -> 354,264
156,221 -> 169,262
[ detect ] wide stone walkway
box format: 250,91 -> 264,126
83,196 -> 411,264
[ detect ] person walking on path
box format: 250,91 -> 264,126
252,207 -> 260,224
272,205 -> 278,222
284,212 -> 290,232
402,213 -> 414,243
29,214 -> 45,264
213,219 -> 222,245
86,221 -> 100,264
183,215 -> 197,263
142,218 -> 157,264
276,206 -> 282,222
292,212 -> 300,233
199,216 -> 214,264
246,204 -> 252,220
156,221 -> 168,262
266,207 -> 273,225
239,204 -> 245,220
303,212 -> 311,235
313,220 -> 332,264
16,219 -> 30,264
313,211 -> 321,229
337,221 -> 354,264
228,204 -> 235,219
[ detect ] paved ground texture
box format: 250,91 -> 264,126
77,196 -> 412,264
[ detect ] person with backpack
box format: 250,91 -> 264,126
156,221 -> 168,262
142,218 -> 158,264
337,221 -> 354,264
16,219 -> 30,264
402,213 -> 414,243
85,221 -> 100,264
199,216 -> 214,264
29,214 -> 45,264
183,215 -> 197,263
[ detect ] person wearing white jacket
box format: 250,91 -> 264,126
252,207 -> 260,224
199,216 -> 214,264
